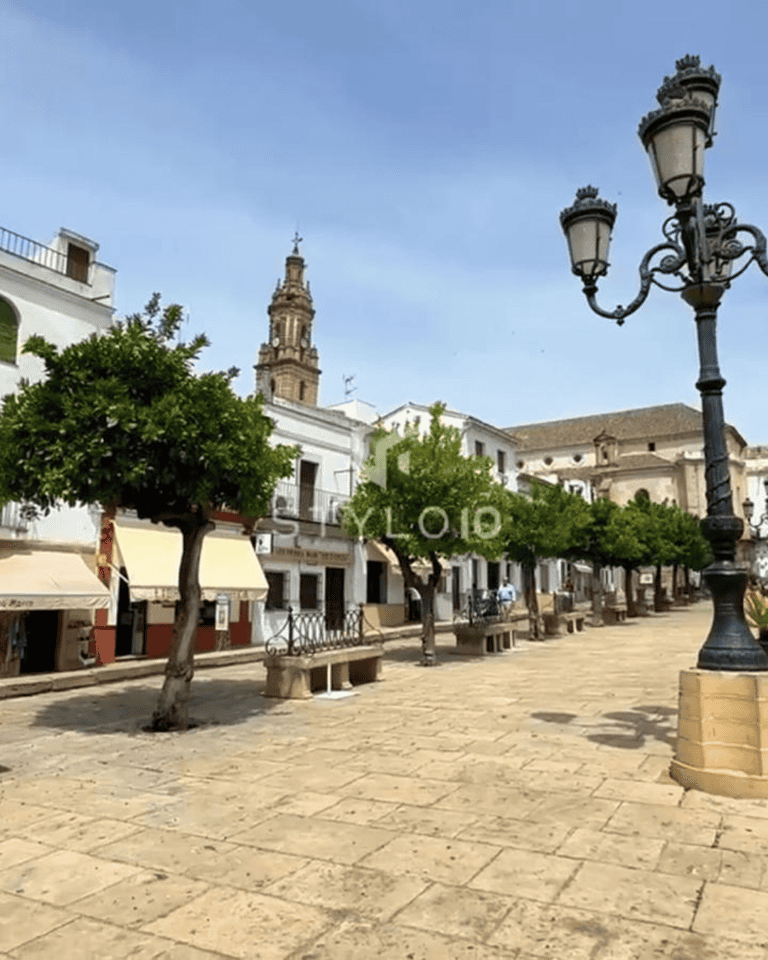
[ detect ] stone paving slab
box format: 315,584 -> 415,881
3,603 -> 768,957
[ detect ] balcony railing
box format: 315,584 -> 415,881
271,480 -> 349,525
0,227 -> 92,284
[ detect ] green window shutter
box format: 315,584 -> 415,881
0,299 -> 18,364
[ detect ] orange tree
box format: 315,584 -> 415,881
0,295 -> 296,729
342,403 -> 506,665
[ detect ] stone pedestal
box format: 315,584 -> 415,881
670,669 -> 768,798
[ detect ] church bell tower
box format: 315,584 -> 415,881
255,234 -> 320,405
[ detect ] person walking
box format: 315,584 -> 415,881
497,579 -> 516,619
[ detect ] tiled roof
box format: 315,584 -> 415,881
508,403 -> 745,451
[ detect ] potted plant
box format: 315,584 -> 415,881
744,592 -> 768,655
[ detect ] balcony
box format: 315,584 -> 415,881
0,226 -> 116,306
271,480 -> 349,526
0,227 -> 94,282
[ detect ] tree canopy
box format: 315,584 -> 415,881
0,295 -> 297,728
501,481 -> 590,636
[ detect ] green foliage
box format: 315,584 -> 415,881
746,592 -> 768,630
0,295 -> 297,523
342,402 -> 506,562
502,481 -> 590,573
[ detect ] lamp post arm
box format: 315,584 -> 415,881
719,221 -> 768,281
580,240 -> 687,325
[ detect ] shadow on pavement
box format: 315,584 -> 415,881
28,675 -> 288,734
531,704 -> 677,750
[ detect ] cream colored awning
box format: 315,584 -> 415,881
0,550 -> 110,611
113,523 -> 268,603
366,541 -> 401,573
366,542 -> 450,576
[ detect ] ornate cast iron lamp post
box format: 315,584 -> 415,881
560,55 -> 768,672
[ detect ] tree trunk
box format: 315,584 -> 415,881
151,514 -> 214,730
524,563 -> 541,639
417,583 -> 437,666
672,564 -> 680,603
623,564 -> 637,617
384,539 -> 441,666
592,563 -> 604,627
654,563 -> 663,612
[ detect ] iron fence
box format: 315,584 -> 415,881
454,590 -> 502,627
265,603 -> 381,656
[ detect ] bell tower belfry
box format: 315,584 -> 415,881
255,234 -> 320,405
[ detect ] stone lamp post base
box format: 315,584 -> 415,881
671,669 -> 768,799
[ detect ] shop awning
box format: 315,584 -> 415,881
366,541 -> 402,573
0,550 -> 110,611
113,523 -> 268,603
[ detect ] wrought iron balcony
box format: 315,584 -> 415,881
271,480 -> 349,525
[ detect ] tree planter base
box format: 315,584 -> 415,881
670,668 -> 768,798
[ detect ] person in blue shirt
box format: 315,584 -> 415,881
497,579 -> 516,612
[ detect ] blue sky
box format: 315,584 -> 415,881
4,0 -> 768,442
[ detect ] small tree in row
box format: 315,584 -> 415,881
342,403 -> 506,664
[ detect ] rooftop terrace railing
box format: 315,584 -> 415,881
0,227 -> 92,283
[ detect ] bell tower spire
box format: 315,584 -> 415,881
255,235 -> 320,405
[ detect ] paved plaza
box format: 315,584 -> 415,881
2,603 -> 768,958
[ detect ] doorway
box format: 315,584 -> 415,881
325,567 -> 345,630
20,610 -> 59,673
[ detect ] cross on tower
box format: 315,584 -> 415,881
292,232 -> 303,254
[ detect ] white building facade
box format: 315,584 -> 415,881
0,225 -> 115,676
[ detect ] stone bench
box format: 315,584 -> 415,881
453,621 -> 515,656
562,611 -> 587,633
604,604 -> 628,625
542,611 -> 586,637
264,643 -> 384,700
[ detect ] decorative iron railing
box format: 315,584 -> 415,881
271,480 -> 349,526
454,590 -> 502,627
265,603 -> 381,656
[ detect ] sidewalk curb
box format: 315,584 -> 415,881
0,621 -> 462,700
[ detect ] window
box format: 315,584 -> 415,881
497,450 -> 506,474
66,243 -> 89,282
516,459 -> 525,469
300,573 -> 319,609
265,571 -> 287,609
544,456 -> 553,466
299,381 -> 306,402
475,441 -> 485,457
648,442 -> 656,451
0,298 -> 18,364
173,600 -> 216,625
487,562 -> 500,592
573,453 -> 583,463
